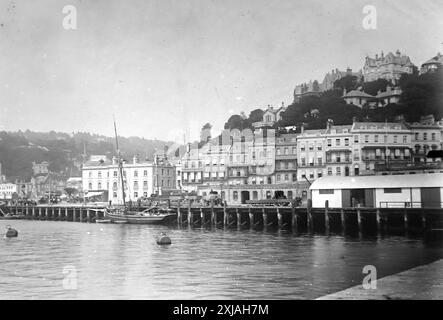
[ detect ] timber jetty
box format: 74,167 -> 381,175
1,200 -> 443,235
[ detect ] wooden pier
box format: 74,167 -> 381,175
1,201 -> 443,235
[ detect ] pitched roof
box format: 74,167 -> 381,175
343,90 -> 375,98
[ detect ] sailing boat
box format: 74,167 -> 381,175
104,119 -> 176,224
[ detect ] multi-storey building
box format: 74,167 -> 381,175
181,118 -> 443,205
252,104 -> 287,129
296,128 -> 326,182
420,52 -> 442,74
362,50 -> 415,82
181,143 -> 204,193
274,132 -> 298,185
0,183 -> 17,200
82,154 -> 176,204
351,122 -> 413,174
324,124 -> 353,177
410,120 -> 442,164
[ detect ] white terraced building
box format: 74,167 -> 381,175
82,155 -> 176,204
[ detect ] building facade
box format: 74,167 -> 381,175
82,155 -> 176,204
363,50 -> 415,82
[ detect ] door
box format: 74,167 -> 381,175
342,189 -> 351,207
364,189 -> 375,207
420,188 -> 441,208
241,191 -> 250,204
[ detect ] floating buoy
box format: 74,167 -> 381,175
156,232 -> 171,245
5,225 -> 18,238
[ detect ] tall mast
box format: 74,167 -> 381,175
113,117 -> 126,207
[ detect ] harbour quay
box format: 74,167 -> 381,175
2,202 -> 442,237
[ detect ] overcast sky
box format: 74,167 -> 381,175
0,0 -> 442,143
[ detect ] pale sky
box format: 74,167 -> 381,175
0,0 -> 442,143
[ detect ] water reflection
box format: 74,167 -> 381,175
0,220 -> 441,299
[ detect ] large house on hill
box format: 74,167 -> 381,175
363,50 -> 415,82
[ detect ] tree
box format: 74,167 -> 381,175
200,123 -> 212,142
361,79 -> 390,96
64,187 -> 78,197
333,75 -> 359,93
224,114 -> 247,130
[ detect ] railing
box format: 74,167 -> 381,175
379,201 -> 443,208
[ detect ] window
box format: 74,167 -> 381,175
432,133 -> 436,141
336,156 -> 341,163
335,139 -> 340,146
88,183 -> 92,189
292,173 -> 297,181
317,144 -> 322,151
327,167 -> 332,176
394,136 -> 398,143
143,181 -> 148,188
365,135 -> 369,143
309,173 -> 314,179
327,139 -> 332,147
403,136 -> 407,143
293,147 -> 297,154
143,192 -> 148,197
113,192 -> 117,198
276,174 -> 281,182
336,167 -> 341,175
113,182 -> 117,190
89,172 -> 92,178
276,148 -> 281,155
284,148 -> 289,155
98,171 -> 102,178
134,181 -> 138,189
319,189 -> 334,194
354,135 -> 359,143
374,135 -> 378,143
114,171 -> 118,177
98,182 -> 102,189
301,144 -> 305,151
423,133 -> 427,141
301,158 -> 306,166
309,144 -> 314,151
415,133 -> 419,140
144,170 -> 148,176
253,191 -> 258,200
284,174 -> 288,181
344,138 -> 349,146
317,172 -> 322,178
287,191 -> 293,199
318,157 -> 323,166
134,192 -> 138,198
383,188 -> 402,193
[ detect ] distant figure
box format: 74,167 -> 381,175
5,225 -> 18,238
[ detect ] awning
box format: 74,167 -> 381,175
85,191 -> 104,198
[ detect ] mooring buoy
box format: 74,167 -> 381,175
5,225 -> 18,238
156,232 -> 171,245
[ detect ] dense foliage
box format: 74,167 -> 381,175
0,130 -> 175,181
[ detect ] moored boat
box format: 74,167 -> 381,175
105,206 -> 176,224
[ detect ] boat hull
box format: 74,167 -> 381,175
105,211 -> 175,224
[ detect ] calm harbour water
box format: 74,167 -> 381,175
0,220 -> 442,300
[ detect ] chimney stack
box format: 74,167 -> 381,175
133,154 -> 139,164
